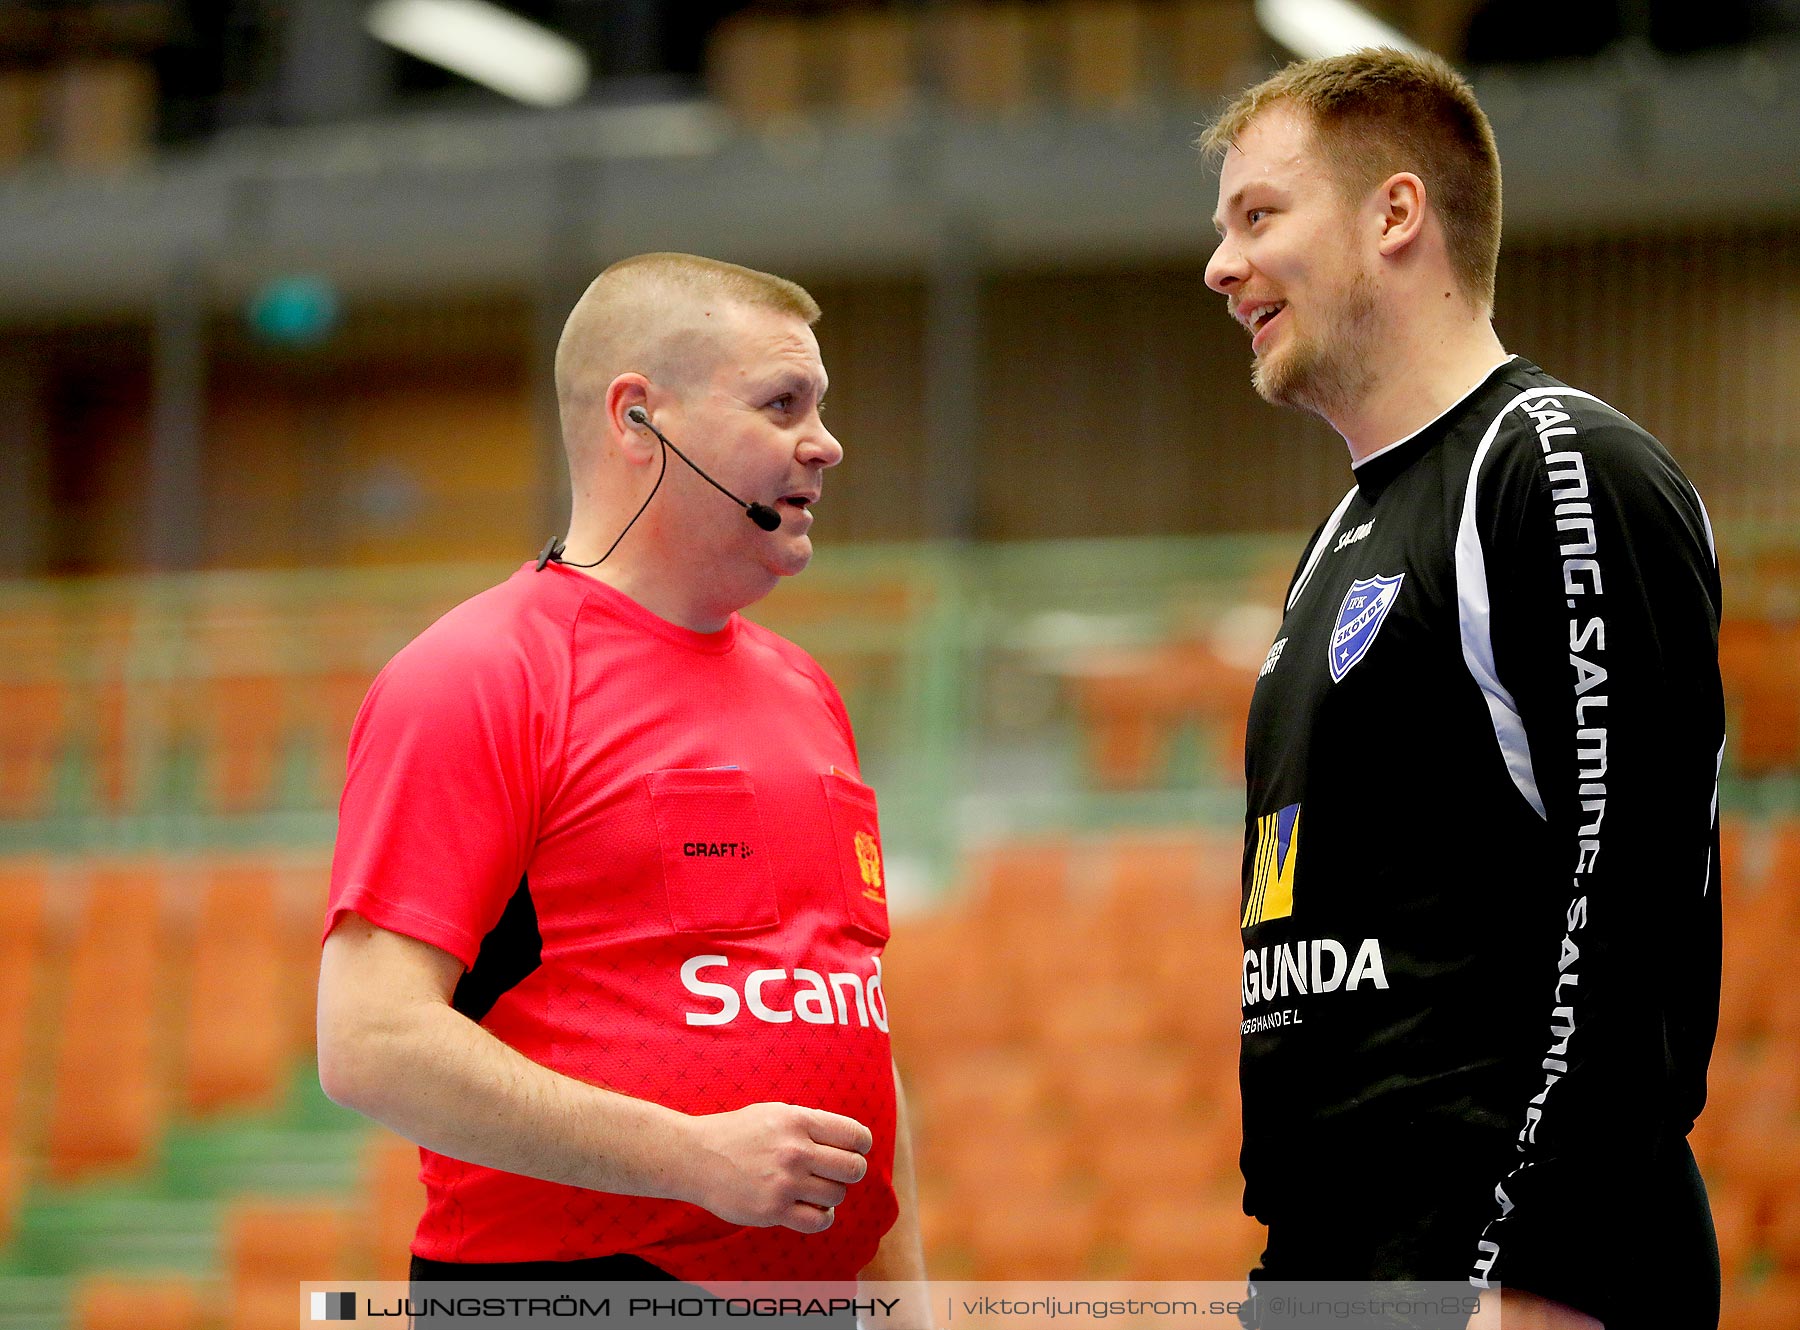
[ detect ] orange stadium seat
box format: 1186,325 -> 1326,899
281,855 -> 332,1058
966,836 -> 1074,920
1753,1129 -> 1800,1223
1719,868 -> 1784,1042
919,1113 -> 1072,1201
44,865 -> 165,1181
1765,1181 -> 1800,1274
71,1275 -> 207,1330
300,599 -> 392,805
1175,1039 -> 1241,1124
1069,638 -> 1257,789
182,863 -> 288,1115
884,918 -> 1020,1058
1728,1272 -> 1800,1328
285,920 -> 324,1057
185,595 -> 295,812
1089,1117 -> 1241,1217
1703,1044 -> 1800,1169
1719,618 -> 1800,775
1144,952 -> 1243,1061
1089,828 -> 1240,994
1000,905 -> 1114,1016
0,1146 -> 22,1252
309,669 -> 370,799
0,678 -> 67,818
1110,828 -> 1244,906
910,1048 -> 1049,1158
0,601 -> 70,818
89,676 -> 133,811
1068,655 -> 1179,789
1718,813 -> 1748,895
73,599 -> 161,813
1200,831 -> 1248,898
913,1175 -> 969,1273
1771,984 -> 1800,1049
1112,1194 -> 1264,1280
1769,819 -> 1800,927
1705,1179 -> 1760,1286
1051,1044 -> 1199,1139
204,672 -> 291,810
225,1198 -> 352,1330
962,1186 -> 1099,1279
876,918 -> 957,1069
0,861 -> 47,1095
1035,977 -> 1161,1051
1200,682 -> 1258,782
363,1131 -> 426,1282
1096,828 -> 1206,903
0,862 -> 47,1244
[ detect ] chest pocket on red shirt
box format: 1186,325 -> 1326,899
645,768 -> 779,934
821,772 -> 891,943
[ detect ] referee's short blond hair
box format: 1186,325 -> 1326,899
594,252 -> 819,325
554,253 -> 821,451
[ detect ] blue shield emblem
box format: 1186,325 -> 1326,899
1328,573 -> 1405,683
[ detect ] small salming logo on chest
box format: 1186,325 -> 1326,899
1332,519 -> 1374,553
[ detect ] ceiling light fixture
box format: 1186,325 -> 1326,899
1253,0 -> 1429,60
366,0 -> 590,108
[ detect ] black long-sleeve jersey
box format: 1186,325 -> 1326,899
1238,356 -> 1724,1321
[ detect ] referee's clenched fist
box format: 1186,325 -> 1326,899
689,1104 -> 874,1233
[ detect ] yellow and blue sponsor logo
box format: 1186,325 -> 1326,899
1242,802 -> 1300,927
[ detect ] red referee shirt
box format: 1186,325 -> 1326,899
326,562 -> 899,1279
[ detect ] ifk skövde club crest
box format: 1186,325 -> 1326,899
1328,573 -> 1405,683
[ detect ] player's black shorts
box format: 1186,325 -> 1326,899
1246,1138 -> 1719,1330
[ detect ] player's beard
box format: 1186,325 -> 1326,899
1251,270 -> 1381,423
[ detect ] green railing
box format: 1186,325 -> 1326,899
2,532 -> 1792,889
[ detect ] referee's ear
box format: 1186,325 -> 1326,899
605,374 -> 658,463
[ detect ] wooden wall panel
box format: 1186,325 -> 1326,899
1495,224 -> 1800,536
24,224 -> 1800,572
204,388 -> 322,570
979,266 -> 1342,541
805,279 -> 930,543
43,329 -> 151,574
204,362 -> 534,570
336,370 -> 536,566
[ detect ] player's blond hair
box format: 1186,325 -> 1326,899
1200,48 -> 1502,310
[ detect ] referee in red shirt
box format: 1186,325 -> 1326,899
317,254 -> 926,1290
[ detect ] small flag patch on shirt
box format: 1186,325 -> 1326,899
311,1291 -> 356,1321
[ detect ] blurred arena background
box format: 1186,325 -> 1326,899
0,0 -> 1799,1326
